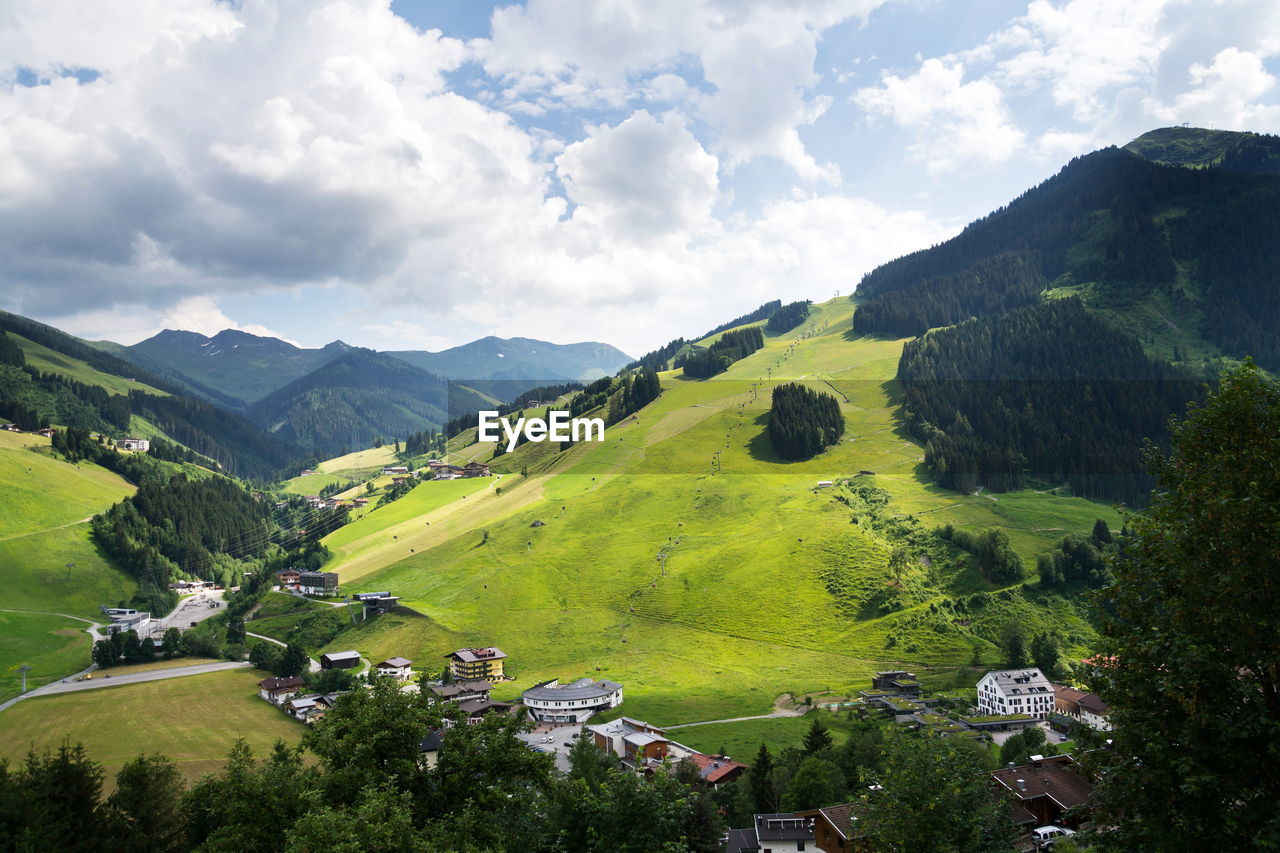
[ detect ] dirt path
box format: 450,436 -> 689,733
0,516 -> 94,543
664,695 -> 806,729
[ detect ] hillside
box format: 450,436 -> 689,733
246,348 -> 494,457
389,336 -> 632,400
1124,126 -> 1280,172
0,313 -> 304,478
855,131 -> 1280,368
0,429 -> 138,700
122,329 -> 352,405
313,298 -> 1119,723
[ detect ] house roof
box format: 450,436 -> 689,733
984,669 -> 1053,696
797,803 -> 863,840
259,676 -> 305,691
429,680 -> 493,698
687,753 -> 748,785
457,698 -> 512,716
754,813 -> 814,843
419,730 -> 443,752
622,732 -> 667,748
1077,693 -> 1109,714
1053,684 -> 1089,703
377,657 -> 413,668
321,650 -> 360,662
992,755 -> 1094,810
522,677 -> 622,702
447,647 -> 507,663
724,828 -> 760,853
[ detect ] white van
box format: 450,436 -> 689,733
1031,825 -> 1076,848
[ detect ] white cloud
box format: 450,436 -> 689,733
1143,47 -> 1280,130
160,296 -> 301,344
0,0 -> 955,357
477,0 -> 877,182
556,110 -> 720,243
853,58 -> 1026,173
983,0 -> 1173,123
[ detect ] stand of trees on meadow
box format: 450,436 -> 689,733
767,383 -> 844,460
676,327 -> 764,379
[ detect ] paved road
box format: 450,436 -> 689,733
0,661 -> 252,711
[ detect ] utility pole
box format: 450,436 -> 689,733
18,665 -> 31,694
65,561 -> 74,581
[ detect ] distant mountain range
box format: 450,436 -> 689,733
102,330 -> 631,409
245,348 -> 496,458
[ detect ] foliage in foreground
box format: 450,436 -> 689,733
1089,362 -> 1280,851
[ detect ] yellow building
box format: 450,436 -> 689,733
446,647 -> 507,681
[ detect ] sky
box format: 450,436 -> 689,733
2,0 -> 1278,357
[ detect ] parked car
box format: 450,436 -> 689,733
1031,825 -> 1076,849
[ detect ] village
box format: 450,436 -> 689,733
257,571 -> 1111,853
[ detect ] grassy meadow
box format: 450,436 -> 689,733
0,611 -> 92,702
0,669 -> 304,786
311,297 -> 1118,724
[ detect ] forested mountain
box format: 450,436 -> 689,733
0,313 -> 302,479
388,336 -> 631,400
855,130 -> 1280,369
847,127 -> 1280,502
898,299 -> 1201,502
247,348 -> 493,457
121,329 -> 351,406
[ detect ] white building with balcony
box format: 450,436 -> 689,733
977,668 -> 1055,719
521,677 -> 623,724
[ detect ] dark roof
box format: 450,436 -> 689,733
321,650 -> 360,662
429,680 -> 493,698
259,676 -> 305,691
419,730 -> 443,753
457,698 -> 512,716
447,647 -> 507,663
723,828 -> 760,853
992,755 -> 1094,810
1077,693 -> 1109,714
1053,684 -> 1089,703
522,677 -> 622,702
753,814 -> 814,843
1011,803 -> 1038,825
797,803 -> 863,840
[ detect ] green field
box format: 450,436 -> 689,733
0,611 -> 92,702
313,297 -> 1119,724
0,430 -> 135,539
0,669 -> 304,786
10,333 -> 167,398
0,430 -> 137,690
670,710 -> 859,758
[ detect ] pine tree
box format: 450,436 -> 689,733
802,717 -> 834,754
747,744 -> 775,813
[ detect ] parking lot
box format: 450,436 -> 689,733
158,590 -> 226,633
516,723 -> 583,772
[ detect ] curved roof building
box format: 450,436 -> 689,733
521,677 -> 623,724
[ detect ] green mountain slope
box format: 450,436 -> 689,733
0,313 -> 304,478
247,349 -> 494,457
1124,126 -> 1280,172
388,336 -> 632,400
123,329 -> 352,405
313,298 -> 1118,723
0,429 -> 138,699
